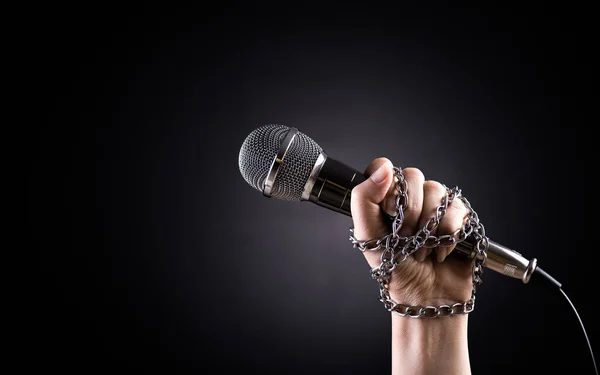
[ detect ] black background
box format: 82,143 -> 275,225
31,3 -> 596,374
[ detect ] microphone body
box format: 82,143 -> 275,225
239,124 -> 538,284
302,152 -> 367,215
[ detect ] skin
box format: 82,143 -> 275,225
351,157 -> 474,375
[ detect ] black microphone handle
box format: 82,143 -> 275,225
307,156 -> 538,285
307,157 -> 367,215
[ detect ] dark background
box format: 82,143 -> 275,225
31,3 -> 596,374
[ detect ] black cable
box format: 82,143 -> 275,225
534,267 -> 598,375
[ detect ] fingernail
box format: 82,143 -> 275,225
436,248 -> 448,263
370,165 -> 388,184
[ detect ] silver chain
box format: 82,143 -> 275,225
349,166 -> 489,318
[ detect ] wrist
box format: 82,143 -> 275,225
391,313 -> 471,375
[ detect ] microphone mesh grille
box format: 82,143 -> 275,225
238,124 -> 323,201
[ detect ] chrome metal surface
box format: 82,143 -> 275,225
301,152 -> 327,201
263,127 -> 298,197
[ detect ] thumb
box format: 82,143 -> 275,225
350,158 -> 394,241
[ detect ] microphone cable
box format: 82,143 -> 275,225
534,267 -> 598,375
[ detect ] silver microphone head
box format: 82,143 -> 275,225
238,124 -> 323,201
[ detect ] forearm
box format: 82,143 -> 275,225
391,313 -> 471,375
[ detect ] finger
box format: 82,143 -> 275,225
380,172 -> 400,218
413,247 -> 432,262
351,158 -> 394,269
416,180 -> 447,260
396,168 -> 427,262
395,167 -> 425,237
350,157 -> 394,241
435,197 -> 469,262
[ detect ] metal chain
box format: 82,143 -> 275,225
349,166 -> 489,318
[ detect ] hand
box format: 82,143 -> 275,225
350,157 -> 474,307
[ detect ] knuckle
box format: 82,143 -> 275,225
447,199 -> 467,215
403,195 -> 419,215
365,157 -> 393,175
350,184 -> 368,202
423,180 -> 445,196
374,157 -> 392,165
443,214 -> 463,231
440,205 -> 467,234
402,167 -> 425,183
401,168 -> 424,213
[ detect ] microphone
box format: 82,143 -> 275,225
238,124 -> 552,287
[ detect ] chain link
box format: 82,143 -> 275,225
349,166 -> 489,318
